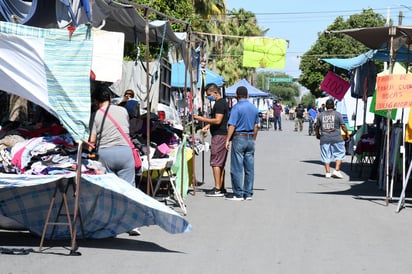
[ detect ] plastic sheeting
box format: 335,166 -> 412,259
0,22 -> 93,142
0,173 -> 191,239
225,79 -> 269,97
0,0 -> 187,54
171,60 -> 225,88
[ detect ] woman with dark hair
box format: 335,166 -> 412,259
89,83 -> 140,235
89,84 -> 135,184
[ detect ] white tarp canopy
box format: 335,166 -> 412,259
0,21 -> 93,142
0,0 -> 187,58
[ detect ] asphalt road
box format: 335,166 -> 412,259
1,118 -> 412,274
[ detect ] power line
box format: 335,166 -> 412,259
202,6 -> 408,24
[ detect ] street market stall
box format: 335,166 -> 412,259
0,1 -> 193,254
329,26 -> 412,210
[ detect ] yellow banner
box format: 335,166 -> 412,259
242,37 -> 287,68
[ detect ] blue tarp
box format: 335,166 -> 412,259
225,79 -> 269,97
321,50 -> 376,70
171,61 -> 225,88
0,172 -> 191,239
322,48 -> 412,70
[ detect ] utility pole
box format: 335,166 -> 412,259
399,11 -> 404,25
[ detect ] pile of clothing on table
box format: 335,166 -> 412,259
0,122 -> 105,175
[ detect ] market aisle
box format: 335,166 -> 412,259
2,118 -> 412,274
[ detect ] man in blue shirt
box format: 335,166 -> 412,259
225,86 -> 259,201
308,105 -> 318,136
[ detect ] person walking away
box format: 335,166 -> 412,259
308,105 -> 318,136
315,98 -> 349,179
88,82 -> 140,235
272,100 -> 283,131
193,83 -> 229,197
294,103 -> 305,131
284,105 -> 290,120
225,86 -> 259,201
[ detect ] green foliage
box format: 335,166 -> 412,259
122,0 -> 195,61
298,9 -> 386,98
257,72 -> 300,107
300,93 -> 316,109
121,1 -> 265,87
195,8 -> 264,86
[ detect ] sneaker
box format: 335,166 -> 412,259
128,227 -> 141,236
332,170 -> 344,179
205,187 -> 224,197
225,193 -> 244,201
244,196 -> 253,201
325,173 -> 331,178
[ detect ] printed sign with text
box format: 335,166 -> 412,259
320,71 -> 350,101
376,74 -> 412,110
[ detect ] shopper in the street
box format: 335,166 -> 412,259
315,98 -> 349,179
272,100 -> 283,131
225,86 -> 259,200
193,83 -> 229,197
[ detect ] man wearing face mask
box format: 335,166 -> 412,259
193,83 -> 229,197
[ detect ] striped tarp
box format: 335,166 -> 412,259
0,21 -> 93,142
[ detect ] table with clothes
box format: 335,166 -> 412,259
0,132 -> 191,239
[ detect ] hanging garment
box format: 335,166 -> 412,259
351,61 -> 377,99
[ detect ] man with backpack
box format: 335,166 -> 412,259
294,103 -> 305,132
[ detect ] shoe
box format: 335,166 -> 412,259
332,170 -> 344,179
205,187 -> 224,197
244,196 -> 253,201
128,227 -> 141,236
225,193 -> 244,201
279,129 -> 282,131
325,173 -> 331,178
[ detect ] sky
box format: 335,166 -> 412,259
224,0 -> 412,78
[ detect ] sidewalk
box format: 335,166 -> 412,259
1,119 -> 412,274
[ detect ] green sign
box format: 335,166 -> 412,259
271,77 -> 292,82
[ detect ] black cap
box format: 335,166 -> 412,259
236,86 -> 248,96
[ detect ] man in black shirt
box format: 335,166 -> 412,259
294,103 -> 305,131
194,83 -> 229,197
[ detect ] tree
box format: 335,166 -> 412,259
193,0 -> 226,18
123,0 -> 265,86
298,9 -> 387,98
194,8 -> 264,85
300,93 -> 316,110
123,0 -> 195,61
257,72 -> 300,106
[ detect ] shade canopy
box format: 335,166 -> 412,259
329,26 -> 412,50
322,50 -> 376,70
225,79 -> 269,97
329,26 -> 412,64
171,61 -> 225,88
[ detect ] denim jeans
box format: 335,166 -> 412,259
230,135 -> 255,198
274,116 -> 282,130
99,146 -> 135,186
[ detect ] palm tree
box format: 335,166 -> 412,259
193,0 -> 226,18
